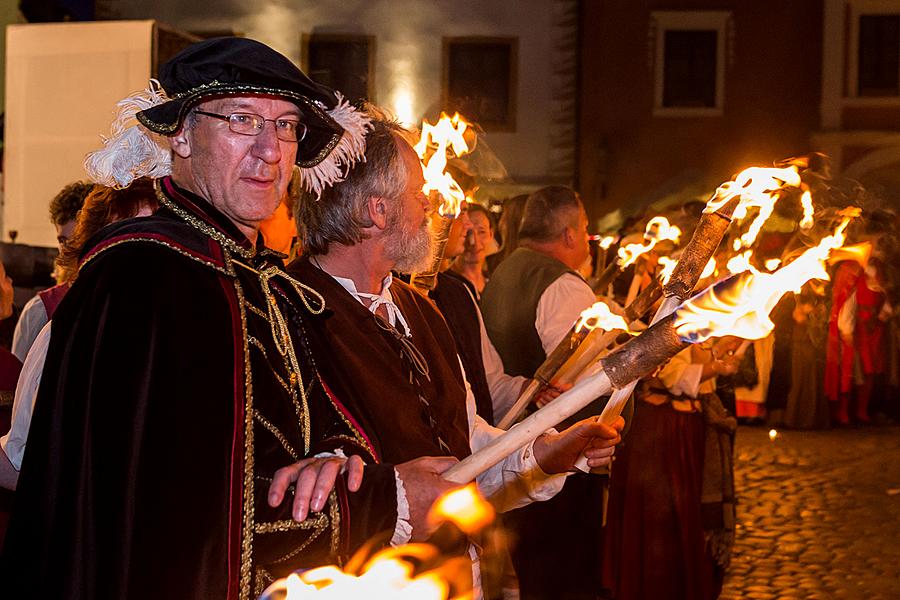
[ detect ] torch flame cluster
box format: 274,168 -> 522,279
261,484 -> 493,599
705,163 -> 818,250
274,545 -> 454,600
674,208 -> 860,343
617,217 -> 682,268
413,112 -> 472,218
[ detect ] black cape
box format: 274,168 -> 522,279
0,178 -> 397,600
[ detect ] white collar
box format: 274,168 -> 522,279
322,268 -> 412,338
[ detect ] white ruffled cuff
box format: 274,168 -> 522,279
390,467 -> 413,546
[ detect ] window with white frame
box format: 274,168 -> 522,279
651,11 -> 731,117
848,1 -> 900,99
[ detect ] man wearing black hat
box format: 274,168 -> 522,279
0,38 -> 455,600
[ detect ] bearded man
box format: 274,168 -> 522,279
287,113 -> 623,595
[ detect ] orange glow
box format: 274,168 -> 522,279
575,300 -> 633,334
765,258 -> 781,271
414,112 -> 472,217
263,544 -> 458,599
428,483 -> 495,536
674,210 -> 859,343
617,217 -> 681,268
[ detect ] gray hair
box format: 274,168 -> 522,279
518,185 -> 582,243
299,107 -> 412,255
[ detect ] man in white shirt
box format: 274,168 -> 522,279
480,186 -> 607,600
281,112 -> 623,595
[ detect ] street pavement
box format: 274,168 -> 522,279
720,425 -> 900,600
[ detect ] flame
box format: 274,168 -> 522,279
657,256 -> 677,284
727,250 -> 758,275
827,241 -> 871,266
617,217 -> 681,268
263,544 -> 458,599
704,165 -> 805,250
599,235 -> 617,249
673,210 -> 859,343
414,113 -> 472,217
765,258 -> 781,271
800,190 -> 815,229
700,257 -> 717,279
428,483 -> 494,536
575,301 -> 633,334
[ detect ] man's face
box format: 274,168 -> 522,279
444,203 -> 473,259
55,220 -> 76,253
384,138 -> 434,273
177,96 -> 299,235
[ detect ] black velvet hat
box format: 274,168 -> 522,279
137,37 -> 344,168
87,37 -> 371,195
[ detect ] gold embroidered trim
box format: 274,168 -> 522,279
247,337 -> 292,393
317,373 -> 373,457
79,236 -> 231,277
234,269 -> 256,600
254,410 -> 299,461
154,180 -> 256,260
244,301 -> 269,321
328,492 -> 341,557
254,514 -> 328,535
254,567 -> 275,598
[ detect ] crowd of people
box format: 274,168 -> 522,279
0,36 -> 895,600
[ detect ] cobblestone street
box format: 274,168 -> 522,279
720,426 -> 900,599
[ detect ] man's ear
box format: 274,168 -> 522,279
169,127 -> 192,159
367,195 -> 389,230
562,224 -> 576,248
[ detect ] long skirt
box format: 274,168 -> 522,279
602,400 -> 721,600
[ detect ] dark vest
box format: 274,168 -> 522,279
481,247 -> 576,377
290,257 -> 471,464
430,270 -> 494,425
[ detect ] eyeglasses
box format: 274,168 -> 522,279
193,110 -> 308,142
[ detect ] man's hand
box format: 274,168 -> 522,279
395,456 -> 461,541
533,381 -> 572,408
268,454 -> 365,522
532,415 -> 625,474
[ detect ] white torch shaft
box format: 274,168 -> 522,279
572,295 -> 683,472
443,370 -> 613,484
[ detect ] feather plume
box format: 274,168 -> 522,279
299,93 -> 372,198
84,80 -> 172,189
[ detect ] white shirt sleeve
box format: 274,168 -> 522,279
1,321 -> 52,470
535,273 -> 598,354
837,290 -> 857,339
11,295 -> 49,363
459,359 -> 566,512
657,347 -> 703,398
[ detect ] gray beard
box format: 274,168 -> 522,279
386,216 -> 435,274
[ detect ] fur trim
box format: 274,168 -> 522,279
298,93 -> 371,198
83,80 -> 172,189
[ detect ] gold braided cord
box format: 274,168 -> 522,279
153,179 -> 255,260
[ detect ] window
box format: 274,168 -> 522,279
651,11 -> 731,117
442,37 -> 518,131
303,34 -> 375,105
663,30 -> 718,108
857,15 -> 900,96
